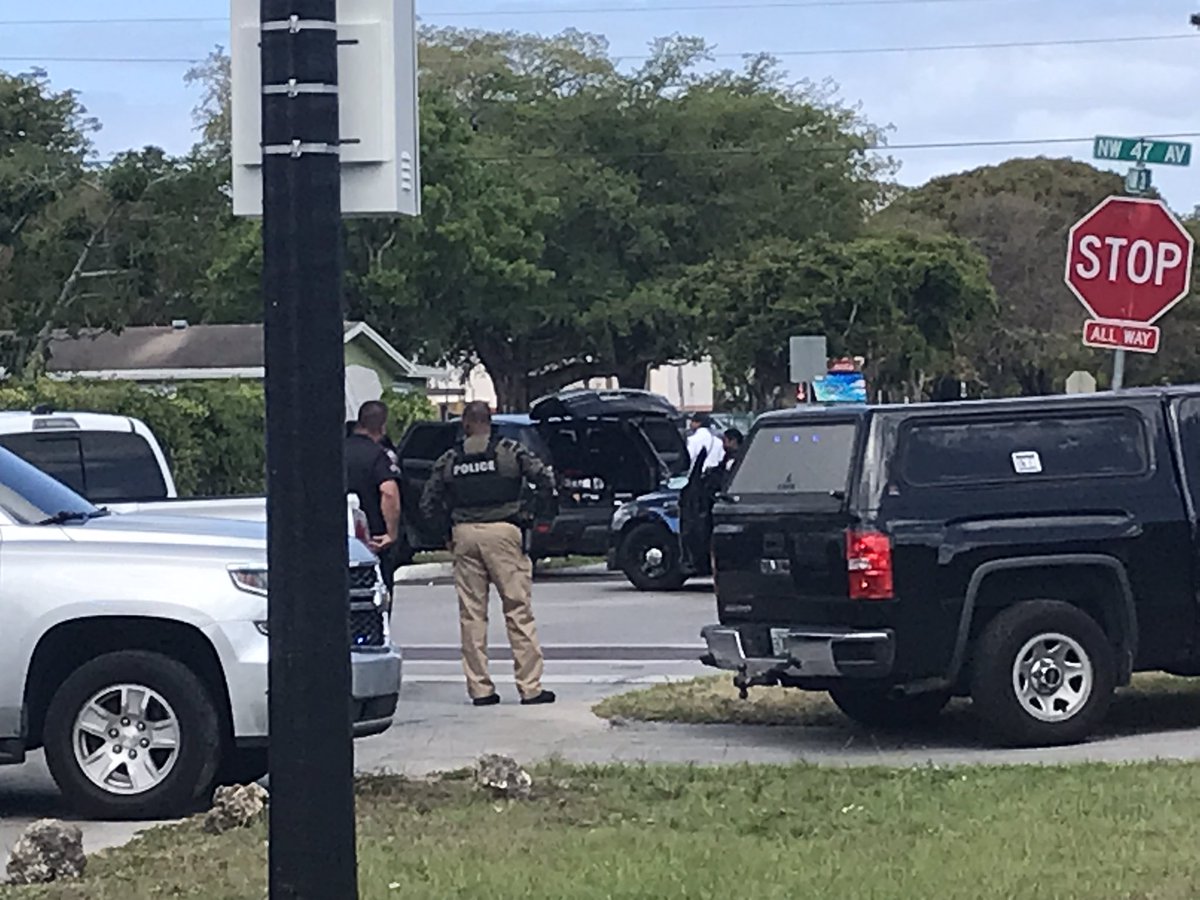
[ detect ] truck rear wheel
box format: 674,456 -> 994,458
970,600 -> 1115,747
619,522 -> 685,592
828,686 -> 950,729
43,651 -> 221,819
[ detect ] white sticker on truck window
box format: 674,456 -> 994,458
1011,451 -> 1043,474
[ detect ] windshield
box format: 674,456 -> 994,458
0,446 -> 101,525
730,422 -> 858,496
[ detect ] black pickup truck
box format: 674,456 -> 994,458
700,388 -> 1200,746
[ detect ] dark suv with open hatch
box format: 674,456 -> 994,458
396,389 -> 688,561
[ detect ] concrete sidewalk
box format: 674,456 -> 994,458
356,683 -> 1200,776
11,681 -> 1200,876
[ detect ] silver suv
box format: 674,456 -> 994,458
0,446 -> 401,818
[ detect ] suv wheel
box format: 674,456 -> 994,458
620,522 -> 685,591
43,651 -> 221,819
828,686 -> 950,729
970,600 -> 1115,747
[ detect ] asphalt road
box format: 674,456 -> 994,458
7,572 -> 1200,875
395,570 -> 715,687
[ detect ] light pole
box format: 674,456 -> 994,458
259,0 -> 358,897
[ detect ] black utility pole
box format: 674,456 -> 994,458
260,1 -> 357,898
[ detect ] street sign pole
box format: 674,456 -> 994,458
1087,134 -> 1195,389
260,1 -> 358,898
1112,150 -> 1153,390
1111,344 -> 1127,391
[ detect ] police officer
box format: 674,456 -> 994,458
346,401 -> 402,590
421,401 -> 557,707
720,428 -> 744,490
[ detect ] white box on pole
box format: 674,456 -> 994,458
231,0 -> 421,218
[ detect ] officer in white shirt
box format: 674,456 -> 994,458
686,413 -> 725,472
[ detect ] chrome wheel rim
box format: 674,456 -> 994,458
73,684 -> 181,795
1011,632 -> 1093,723
641,544 -> 666,577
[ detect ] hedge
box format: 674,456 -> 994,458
0,380 -> 436,497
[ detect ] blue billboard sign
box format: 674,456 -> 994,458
812,371 -> 867,404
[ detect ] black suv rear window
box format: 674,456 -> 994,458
900,413 -> 1148,486
730,423 -> 857,494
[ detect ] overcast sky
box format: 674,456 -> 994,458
5,0 -> 1200,210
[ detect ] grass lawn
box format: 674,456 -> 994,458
593,672 -> 1200,736
8,762 -> 1200,899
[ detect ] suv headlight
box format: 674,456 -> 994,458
230,567 -> 269,596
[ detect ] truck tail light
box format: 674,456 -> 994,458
847,530 -> 893,600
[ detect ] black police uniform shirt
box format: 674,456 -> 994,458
345,433 -> 398,536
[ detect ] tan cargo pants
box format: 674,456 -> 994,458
451,522 -> 545,700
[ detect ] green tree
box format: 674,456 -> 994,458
874,158 -> 1125,395
344,86 -> 559,410
351,30 -> 892,407
0,70 -> 141,376
177,35 -> 894,409
0,65 -> 258,379
681,233 -> 996,408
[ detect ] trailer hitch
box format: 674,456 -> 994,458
734,669 -> 750,701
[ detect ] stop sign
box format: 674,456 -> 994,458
1065,196 -> 1195,324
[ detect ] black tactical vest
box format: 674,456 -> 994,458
449,436 -> 523,510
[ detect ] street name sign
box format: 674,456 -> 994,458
1093,136 -> 1192,167
1065,196 -> 1195,348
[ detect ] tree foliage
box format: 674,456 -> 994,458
678,233 -> 996,407
345,29 -> 894,408
874,157 -> 1130,395
14,34 -> 1200,410
0,70 -> 128,376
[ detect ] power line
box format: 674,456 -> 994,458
470,132 -> 1200,161
1,56 -> 205,65
714,33 -> 1198,58
6,32 -> 1196,68
85,131 -> 1200,167
0,0 -> 1086,26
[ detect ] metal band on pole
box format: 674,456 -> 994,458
262,81 -> 340,97
262,141 -> 341,157
261,16 -> 339,32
